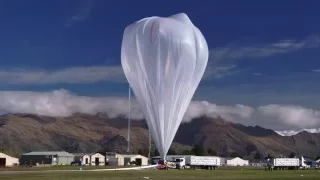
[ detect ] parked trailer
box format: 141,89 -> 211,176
266,158 -> 300,170
176,156 -> 221,170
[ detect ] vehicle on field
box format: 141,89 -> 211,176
265,156 -> 308,170
175,156 -> 221,170
151,155 -> 221,170
156,159 -> 176,170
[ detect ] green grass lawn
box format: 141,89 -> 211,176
0,167 -> 319,180
0,165 -> 126,171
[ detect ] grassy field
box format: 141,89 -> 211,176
0,165 -> 125,171
0,167 -> 319,180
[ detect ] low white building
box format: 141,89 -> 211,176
221,157 -> 249,166
105,152 -> 122,166
72,153 -> 91,165
90,153 -> 105,166
0,153 -> 19,167
105,152 -> 148,166
21,151 -> 74,166
73,153 -> 105,166
120,154 -> 148,166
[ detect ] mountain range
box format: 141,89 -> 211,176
0,113 -> 319,159
275,129 -> 320,136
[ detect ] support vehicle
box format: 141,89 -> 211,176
265,156 -> 308,170
152,155 -> 221,170
175,156 -> 221,170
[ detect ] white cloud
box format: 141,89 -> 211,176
0,64 -> 239,84
209,35 -> 320,63
1,89 -> 320,132
64,0 -> 95,28
0,89 -> 252,122
252,73 -> 262,76
204,65 -> 243,79
204,35 -> 320,79
184,101 -> 254,122
2,35 -> 318,84
257,104 -> 320,128
0,89 -> 142,119
0,66 -> 125,84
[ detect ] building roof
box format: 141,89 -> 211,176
0,152 -> 18,159
151,155 -> 193,159
73,153 -> 104,157
119,154 -> 147,158
72,153 -> 92,157
105,152 -> 119,156
22,151 -> 74,157
223,157 -> 248,161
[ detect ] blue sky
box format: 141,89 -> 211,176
1,0 -> 320,131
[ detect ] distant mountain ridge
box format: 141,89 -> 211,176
0,113 -> 319,159
276,128 -> 320,136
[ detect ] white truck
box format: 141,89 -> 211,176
175,156 -> 221,170
266,157 -> 307,170
151,155 -> 192,165
151,155 -> 221,170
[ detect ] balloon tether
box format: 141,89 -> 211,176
127,85 -> 131,153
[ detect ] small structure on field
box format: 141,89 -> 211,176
72,153 -> 105,166
105,152 -> 122,166
20,151 -> 74,166
221,157 -> 249,166
0,153 -> 19,167
120,154 -> 148,166
72,153 -> 91,165
89,153 -> 105,166
249,159 -> 266,167
105,152 -> 148,166
303,158 -> 319,168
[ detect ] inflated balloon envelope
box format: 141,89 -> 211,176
121,13 -> 208,160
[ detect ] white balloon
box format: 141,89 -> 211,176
121,13 -> 208,159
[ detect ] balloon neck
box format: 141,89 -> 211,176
161,155 -> 166,161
